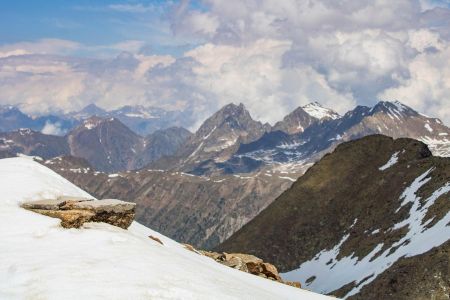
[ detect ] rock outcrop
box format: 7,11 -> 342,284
21,196 -> 135,229
183,244 -> 301,288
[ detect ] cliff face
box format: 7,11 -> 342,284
42,155 -> 296,249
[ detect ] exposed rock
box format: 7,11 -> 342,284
183,244 -> 301,288
149,235 -> 163,245
44,155 -> 295,249
21,197 -> 135,229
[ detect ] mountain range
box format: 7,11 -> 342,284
0,117 -> 191,172
0,103 -> 192,136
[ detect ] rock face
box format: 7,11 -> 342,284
41,155 -> 296,249
21,196 -> 136,229
67,117 -> 144,172
272,106 -> 320,135
183,244 -> 301,288
168,103 -> 270,174
0,129 -> 70,159
218,135 -> 450,299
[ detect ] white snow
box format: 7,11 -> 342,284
0,157 -> 330,300
281,168 -> 450,298
302,102 -> 340,120
278,176 -> 296,182
84,121 -> 98,130
378,151 -> 400,171
424,123 -> 433,132
419,136 -> 450,157
203,126 -> 217,140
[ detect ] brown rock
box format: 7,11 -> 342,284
179,246 -> 302,289
284,281 -> 302,288
261,262 -> 281,280
22,197 -> 135,229
149,235 -> 164,245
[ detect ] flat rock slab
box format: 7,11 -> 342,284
21,196 -> 93,210
21,197 -> 136,229
65,199 -> 135,213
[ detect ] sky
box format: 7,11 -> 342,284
1,0 -> 450,127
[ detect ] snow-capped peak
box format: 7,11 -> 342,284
301,102 -> 340,120
81,117 -> 115,130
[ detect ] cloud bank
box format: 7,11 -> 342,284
0,0 -> 450,126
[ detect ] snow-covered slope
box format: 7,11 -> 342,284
0,157 -> 329,300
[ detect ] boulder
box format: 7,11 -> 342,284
21,197 -> 135,229
186,245 -> 301,288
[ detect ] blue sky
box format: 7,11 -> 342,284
0,0 -> 204,56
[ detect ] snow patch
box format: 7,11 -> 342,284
424,123 -> 433,133
379,151 -> 400,171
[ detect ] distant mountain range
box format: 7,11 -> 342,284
0,104 -> 192,136
1,99 -> 449,180
0,117 -> 191,172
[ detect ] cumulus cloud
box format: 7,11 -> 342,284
167,0 -> 450,124
0,0 -> 450,127
41,121 -> 64,135
380,39 -> 450,123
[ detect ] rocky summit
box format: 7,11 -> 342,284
21,196 -> 136,229
219,135 -> 450,299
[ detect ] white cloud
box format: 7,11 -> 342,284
41,121 -> 64,135
184,39 -> 355,124
0,39 -> 80,58
380,41 -> 450,123
108,3 -> 157,13
1,0 -> 450,127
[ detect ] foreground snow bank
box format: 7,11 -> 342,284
0,157 -> 330,300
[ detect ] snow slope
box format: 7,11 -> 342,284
0,157 -> 330,300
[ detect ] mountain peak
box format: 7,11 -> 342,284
80,104 -> 106,115
371,100 -> 418,117
201,103 -> 253,130
272,106 -> 320,134
301,102 -> 340,120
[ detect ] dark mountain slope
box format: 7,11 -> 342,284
0,129 -> 69,158
218,134 -> 450,299
41,155 -> 295,249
